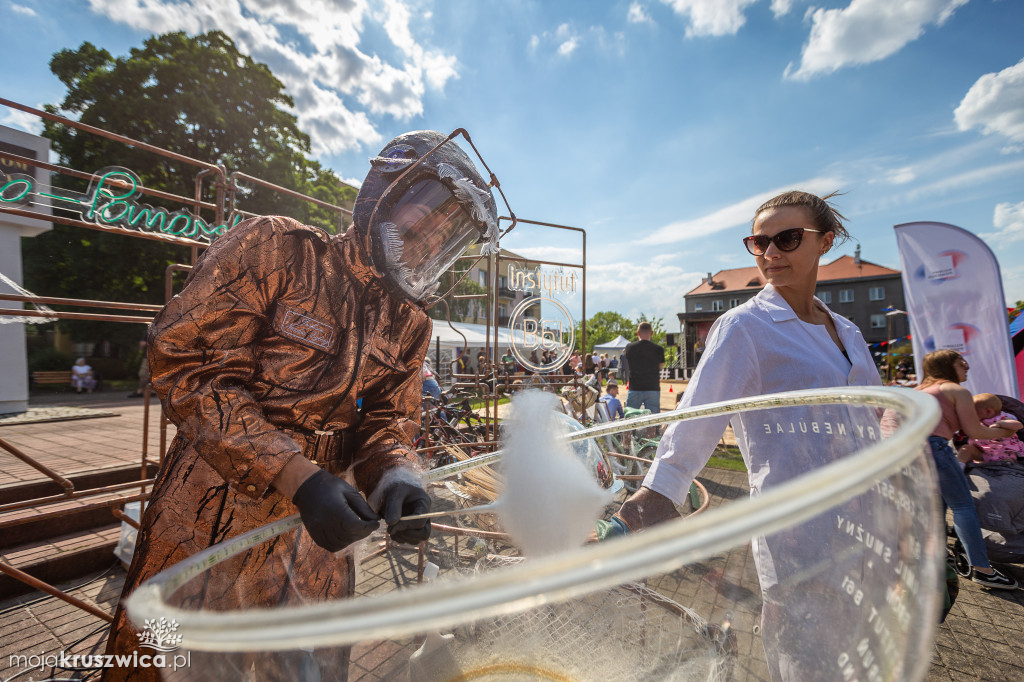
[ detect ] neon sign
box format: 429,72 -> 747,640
0,166 -> 240,243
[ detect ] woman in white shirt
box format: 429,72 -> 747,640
610,191 -> 889,680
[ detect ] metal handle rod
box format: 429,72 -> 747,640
398,502 -> 498,522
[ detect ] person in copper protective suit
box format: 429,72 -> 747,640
102,130 -> 500,682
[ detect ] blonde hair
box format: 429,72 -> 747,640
973,393 -> 1002,415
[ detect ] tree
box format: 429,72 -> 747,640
574,311 -> 634,353
428,257 -> 488,322
22,31 -> 356,360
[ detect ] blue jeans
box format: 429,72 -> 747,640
928,436 -> 990,569
626,389 -> 661,414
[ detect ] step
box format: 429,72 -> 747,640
0,485 -> 150,549
0,462 -> 158,505
0,524 -> 123,600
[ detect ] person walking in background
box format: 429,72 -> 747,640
916,350 -> 1019,588
623,322 -> 665,414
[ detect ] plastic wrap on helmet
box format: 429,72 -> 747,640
353,131 -> 499,302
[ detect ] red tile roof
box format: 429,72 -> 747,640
687,256 -> 899,295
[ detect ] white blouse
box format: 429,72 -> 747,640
644,284 -> 882,588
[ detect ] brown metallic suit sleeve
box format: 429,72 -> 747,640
352,311 -> 432,497
148,216 -> 305,500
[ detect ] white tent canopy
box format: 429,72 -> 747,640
424,321 -> 568,380
426,321 -> 525,353
593,335 -> 630,352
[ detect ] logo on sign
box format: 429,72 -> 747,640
916,250 -> 966,282
924,323 -> 978,355
508,296 -> 575,373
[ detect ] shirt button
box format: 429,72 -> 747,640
848,376 -> 856,385
246,484 -> 256,493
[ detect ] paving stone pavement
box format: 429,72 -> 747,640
2,393 -> 1024,680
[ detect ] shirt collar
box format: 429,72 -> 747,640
754,284 -> 798,323
755,283 -> 844,328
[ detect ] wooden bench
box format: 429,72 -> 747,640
31,371 -> 73,387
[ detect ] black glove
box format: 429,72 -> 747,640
381,482 -> 432,545
292,470 -> 381,552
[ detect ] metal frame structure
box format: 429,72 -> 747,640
0,98 -> 352,615
0,98 -> 596,636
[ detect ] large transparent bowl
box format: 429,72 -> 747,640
127,387 -> 942,681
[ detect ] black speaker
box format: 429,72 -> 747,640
665,333 -> 676,347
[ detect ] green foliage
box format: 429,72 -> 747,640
23,31 -> 355,357
429,257 -> 488,322
27,347 -> 72,372
574,311 -> 634,352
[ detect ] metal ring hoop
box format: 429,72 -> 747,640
127,386 -> 939,651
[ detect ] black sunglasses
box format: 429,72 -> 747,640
743,227 -> 824,256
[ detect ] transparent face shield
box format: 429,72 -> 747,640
371,178 -> 486,301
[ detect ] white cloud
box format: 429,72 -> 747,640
557,37 -> 580,57
659,0 -> 759,38
981,201 -> 1024,245
770,0 -> 793,18
11,3 -> 37,17
954,58 -> 1024,147
639,175 -> 843,245
785,0 -> 969,80
83,0 -> 459,155
0,108 -> 44,134
505,245 -> 584,266
587,259 -> 704,323
884,167 -> 916,185
529,23 -> 591,59
894,158 -> 1024,205
627,2 -> 653,24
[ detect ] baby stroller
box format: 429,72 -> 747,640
948,394 -> 1024,573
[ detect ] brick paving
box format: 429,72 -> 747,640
2,392 -> 1024,680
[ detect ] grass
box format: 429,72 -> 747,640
469,395 -> 511,412
706,444 -> 747,472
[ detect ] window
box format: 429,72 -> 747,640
869,286 -> 885,301
729,298 -> 741,308
870,314 -> 886,328
478,270 -> 488,286
711,300 -> 724,312
839,289 -> 854,303
694,303 -> 703,311
818,291 -> 832,304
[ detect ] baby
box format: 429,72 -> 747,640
963,393 -> 1024,464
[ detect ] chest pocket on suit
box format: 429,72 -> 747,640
365,338 -> 408,375
261,307 -> 341,391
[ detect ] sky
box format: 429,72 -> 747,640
2,0 -> 1023,327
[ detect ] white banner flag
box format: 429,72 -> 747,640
894,221 -> 1017,398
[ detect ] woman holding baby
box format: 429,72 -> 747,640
917,349 -> 1020,589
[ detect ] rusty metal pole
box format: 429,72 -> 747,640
0,438 -> 74,493
0,561 -> 113,623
